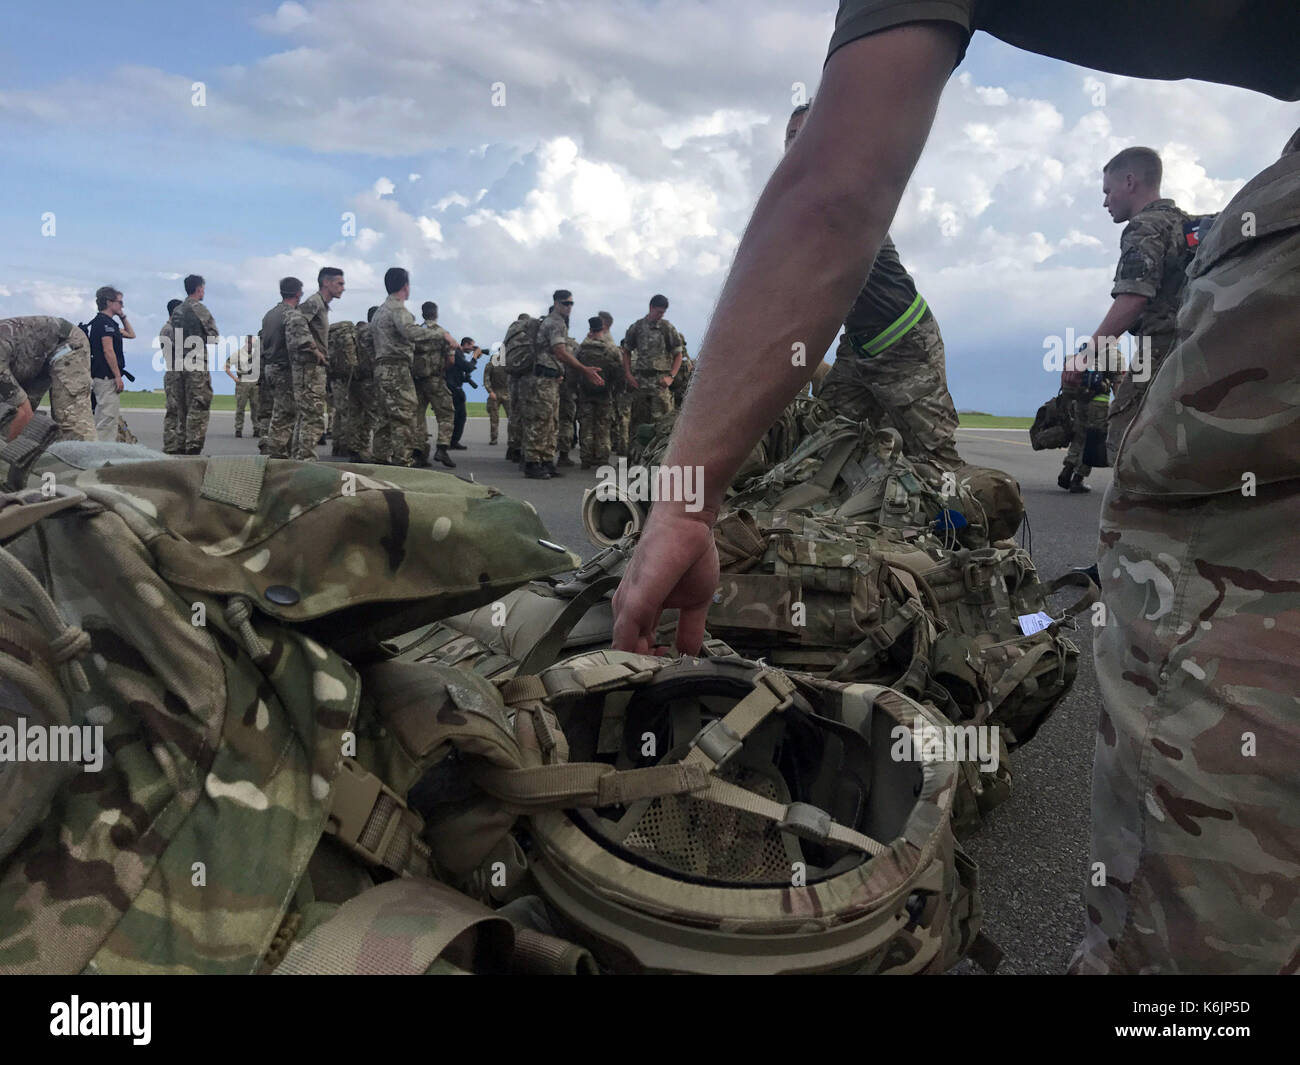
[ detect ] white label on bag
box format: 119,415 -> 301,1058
1017,612 -> 1054,635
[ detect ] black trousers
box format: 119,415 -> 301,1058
450,386 -> 467,445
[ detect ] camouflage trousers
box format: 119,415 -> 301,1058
163,368 -> 212,454
1064,392 -> 1109,478
558,376 -> 578,456
1105,333 -> 1175,467
507,374 -> 525,452
25,327 -> 96,442
486,390 -> 508,443
413,373 -> 453,463
819,314 -> 963,472
291,362 -> 327,462
611,391 -> 633,456
1071,143 -> 1300,974
629,371 -> 672,440
577,394 -> 613,466
373,361 -> 418,467
234,382 -> 258,435
253,381 -> 272,436
521,373 -> 560,464
327,373 -> 350,455
261,362 -> 296,458
343,373 -> 378,460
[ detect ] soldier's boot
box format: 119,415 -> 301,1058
556,452 -> 575,468
504,446 -> 520,462
434,444 -> 456,469
1068,474 -> 1090,494
450,442 -> 468,451
1057,462 -> 1074,490
235,429 -> 243,438
544,460 -> 564,478
524,462 -> 552,480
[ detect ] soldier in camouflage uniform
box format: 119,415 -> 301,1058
286,268 -> 344,463
343,309 -> 379,462
621,295 -> 684,439
165,275 -> 219,455
485,347 -> 510,445
224,336 -> 260,438
0,316 -> 95,442
503,313 -> 531,462
524,291 -> 603,480
557,339 -> 579,466
259,278 -> 302,459
414,309 -> 456,468
576,315 -> 623,469
253,335 -> 272,438
783,108 -> 962,474
1089,147 -> 1195,465
1059,364 -> 1112,492
615,2 -> 1300,976
327,320 -> 358,457
370,268 -> 425,468
670,345 -> 693,409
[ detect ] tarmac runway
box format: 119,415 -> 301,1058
122,408 -> 1111,974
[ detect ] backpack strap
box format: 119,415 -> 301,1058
0,411 -> 61,491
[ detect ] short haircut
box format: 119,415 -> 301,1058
649,294 -> 669,309
517,312 -> 530,320
183,274 -> 204,295
460,336 -> 474,346
95,285 -> 121,311
553,288 -> 573,303
166,299 -> 183,315
318,266 -> 344,286
588,315 -> 604,332
598,310 -> 613,328
421,301 -> 438,319
385,267 -> 409,294
1104,147 -> 1162,188
280,276 -> 303,299
367,305 -> 379,322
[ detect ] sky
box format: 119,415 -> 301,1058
1,1 -> 1295,414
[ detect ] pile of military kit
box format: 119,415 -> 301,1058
0,396 -> 1090,976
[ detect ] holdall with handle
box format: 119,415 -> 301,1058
1030,393 -> 1073,451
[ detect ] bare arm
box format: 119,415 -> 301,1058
612,22 -> 962,655
117,313 -> 136,340
1089,294 -> 1149,354
554,343 -> 602,386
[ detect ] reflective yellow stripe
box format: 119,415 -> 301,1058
1091,394 -> 1110,403
855,294 -> 928,357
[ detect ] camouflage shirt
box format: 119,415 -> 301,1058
371,294 -> 424,366
535,310 -> 571,373
260,302 -> 293,367
0,316 -> 74,408
622,316 -> 685,374
169,297 -> 219,370
486,361 -> 510,394
1111,198 -> 1194,340
288,291 -> 329,364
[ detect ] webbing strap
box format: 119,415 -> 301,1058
693,777 -> 886,857
514,573 -> 622,676
987,640 -> 1054,713
324,758 -> 431,879
0,487 -> 86,544
473,760 -> 710,809
681,670 -> 797,770
500,673 -> 548,704
1045,570 -> 1099,617
826,601 -> 922,681
1,412 -> 60,491
849,294 -> 928,358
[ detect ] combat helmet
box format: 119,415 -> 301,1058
479,651 -> 986,974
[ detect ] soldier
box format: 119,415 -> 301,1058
1058,346 -> 1114,493
557,338 -> 579,467
621,295 -> 684,438
259,277 -> 304,459
343,307 -> 380,463
286,267 -> 344,462
165,274 -> 219,455
370,268 -> 426,468
484,344 -> 510,445
224,335 -> 260,438
1089,147 -> 1194,464
0,316 -> 95,442
576,315 -> 623,469
785,104 -> 962,474
523,290 -> 602,480
252,332 -> 272,438
600,311 -> 630,455
613,4 -> 1300,976
503,312 -> 531,462
670,342 -> 693,409
414,302 -> 457,468
326,320 -> 358,456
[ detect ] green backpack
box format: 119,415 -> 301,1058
504,316 -> 543,377
327,320 -> 358,379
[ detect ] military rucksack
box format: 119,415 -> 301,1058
0,418 -> 588,974
504,316 -> 543,377
412,325 -> 447,380
1030,393 -> 1073,450
327,320 -> 357,379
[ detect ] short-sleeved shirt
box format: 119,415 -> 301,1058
828,2 -> 1299,102
289,292 -> 329,363
536,310 -> 571,372
225,348 -> 258,382
87,312 -> 124,379
621,316 -> 684,374
843,234 -> 929,338
1111,199 -> 1193,339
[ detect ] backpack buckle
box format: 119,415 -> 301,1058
325,757 -> 423,874
690,718 -> 743,770
778,802 -> 832,844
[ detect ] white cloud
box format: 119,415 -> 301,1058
372,177 -> 395,197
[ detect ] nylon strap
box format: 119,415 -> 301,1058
826,601 -> 921,681
693,777 -> 886,857
1,412 -> 60,491
1044,570 -> 1099,617
987,640 -> 1054,713
848,294 -> 928,358
472,760 -> 710,809
681,670 -> 797,770
324,757 -> 431,879
500,673 -> 548,704
0,487 -> 86,544
514,573 -> 622,676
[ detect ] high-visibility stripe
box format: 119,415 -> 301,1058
1091,394 -> 1110,403
853,294 -> 928,357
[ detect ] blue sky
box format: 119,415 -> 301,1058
2,1 -> 1296,413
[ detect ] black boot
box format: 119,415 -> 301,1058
545,460 -> 564,478
1057,463 -> 1074,490
449,442 -> 468,451
235,430 -> 243,438
504,446 -> 519,462
524,462 -> 552,480
1069,475 -> 1090,493
556,452 -> 575,468
434,445 -> 456,468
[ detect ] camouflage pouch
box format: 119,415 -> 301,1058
1030,393 -> 1073,450
328,320 -> 358,379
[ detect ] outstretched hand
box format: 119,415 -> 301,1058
612,506 -> 719,656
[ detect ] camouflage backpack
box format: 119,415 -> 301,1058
412,324 -> 449,380
0,416 -> 592,975
504,316 -> 543,377
327,320 -> 357,379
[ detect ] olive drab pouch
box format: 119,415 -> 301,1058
1030,393 -> 1073,451
327,320 -> 358,378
